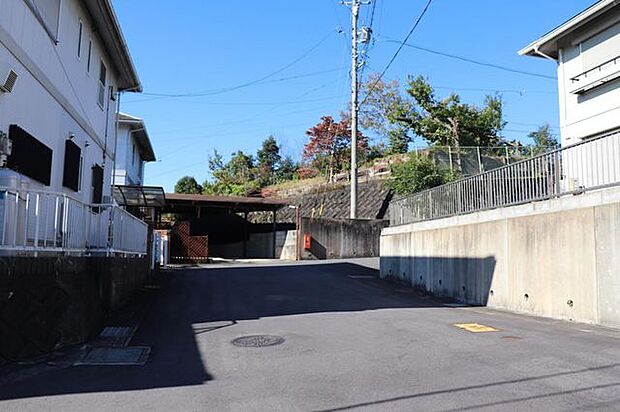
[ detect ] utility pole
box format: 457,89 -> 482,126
347,0 -> 359,219
344,0 -> 370,219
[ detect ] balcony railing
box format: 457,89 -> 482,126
0,186 -> 148,255
389,131 -> 620,226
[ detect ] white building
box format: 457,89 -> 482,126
0,0 -> 147,254
0,0 -> 141,202
520,0 -> 620,146
114,113 -> 155,187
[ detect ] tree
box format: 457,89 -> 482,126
387,153 -> 458,195
396,76 -> 507,170
203,150 -> 258,196
256,136 -> 282,186
360,74 -> 414,154
174,176 -> 202,194
302,115 -> 367,181
528,123 -> 559,155
257,136 -> 281,171
277,156 -> 298,182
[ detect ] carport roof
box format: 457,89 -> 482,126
162,193 -> 289,212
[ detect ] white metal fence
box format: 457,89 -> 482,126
390,131 -> 620,226
0,187 -> 148,254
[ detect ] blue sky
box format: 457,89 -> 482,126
112,0 -> 595,191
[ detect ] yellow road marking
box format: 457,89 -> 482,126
454,323 -> 499,333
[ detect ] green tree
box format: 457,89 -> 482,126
360,74 -> 414,155
387,153 -> 458,195
396,76 -> 506,170
174,176 -> 202,194
203,150 -> 258,196
276,156 -> 298,182
528,123 -> 559,155
256,136 -> 282,186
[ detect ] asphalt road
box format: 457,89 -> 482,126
1,258 -> 620,411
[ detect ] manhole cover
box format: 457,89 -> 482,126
231,335 -> 285,348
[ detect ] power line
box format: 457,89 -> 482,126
380,38 -> 557,80
135,30 -> 336,100
143,95 -> 343,108
361,0 -> 434,106
123,68 -> 345,104
433,85 -> 556,95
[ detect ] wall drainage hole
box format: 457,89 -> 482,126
490,290 -> 495,296
438,280 -> 442,286
524,293 -> 530,301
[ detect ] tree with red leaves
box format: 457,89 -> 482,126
302,116 -> 367,181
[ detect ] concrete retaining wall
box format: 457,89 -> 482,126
380,187 -> 620,328
302,218 -> 389,260
0,255 -> 150,364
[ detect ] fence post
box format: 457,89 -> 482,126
34,193 -> 40,248
448,146 -> 453,172
1,191 -> 7,246
554,150 -> 562,197
477,147 -> 483,174
428,191 -> 433,219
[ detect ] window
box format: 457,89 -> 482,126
87,40 -> 92,73
98,61 -> 107,108
7,125 -> 52,186
77,20 -> 83,58
91,165 -> 104,204
62,140 -> 82,192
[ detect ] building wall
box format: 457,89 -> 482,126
380,187 -> 620,328
113,124 -> 145,186
0,0 -> 122,202
557,11 -> 620,145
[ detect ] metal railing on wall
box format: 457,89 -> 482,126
0,186 -> 148,255
389,131 -> 620,226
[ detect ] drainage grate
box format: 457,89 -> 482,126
74,346 -> 151,366
231,335 -> 285,348
92,326 -> 135,347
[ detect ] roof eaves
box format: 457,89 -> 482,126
84,0 -> 142,92
518,0 -> 619,58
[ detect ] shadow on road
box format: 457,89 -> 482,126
316,363 -> 620,411
0,260 -> 479,401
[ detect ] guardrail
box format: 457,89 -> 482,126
0,186 -> 148,255
389,131 -> 620,226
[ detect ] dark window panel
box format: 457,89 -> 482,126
7,125 -> 52,186
62,139 -> 81,192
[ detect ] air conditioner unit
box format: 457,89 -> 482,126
0,62 -> 18,93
